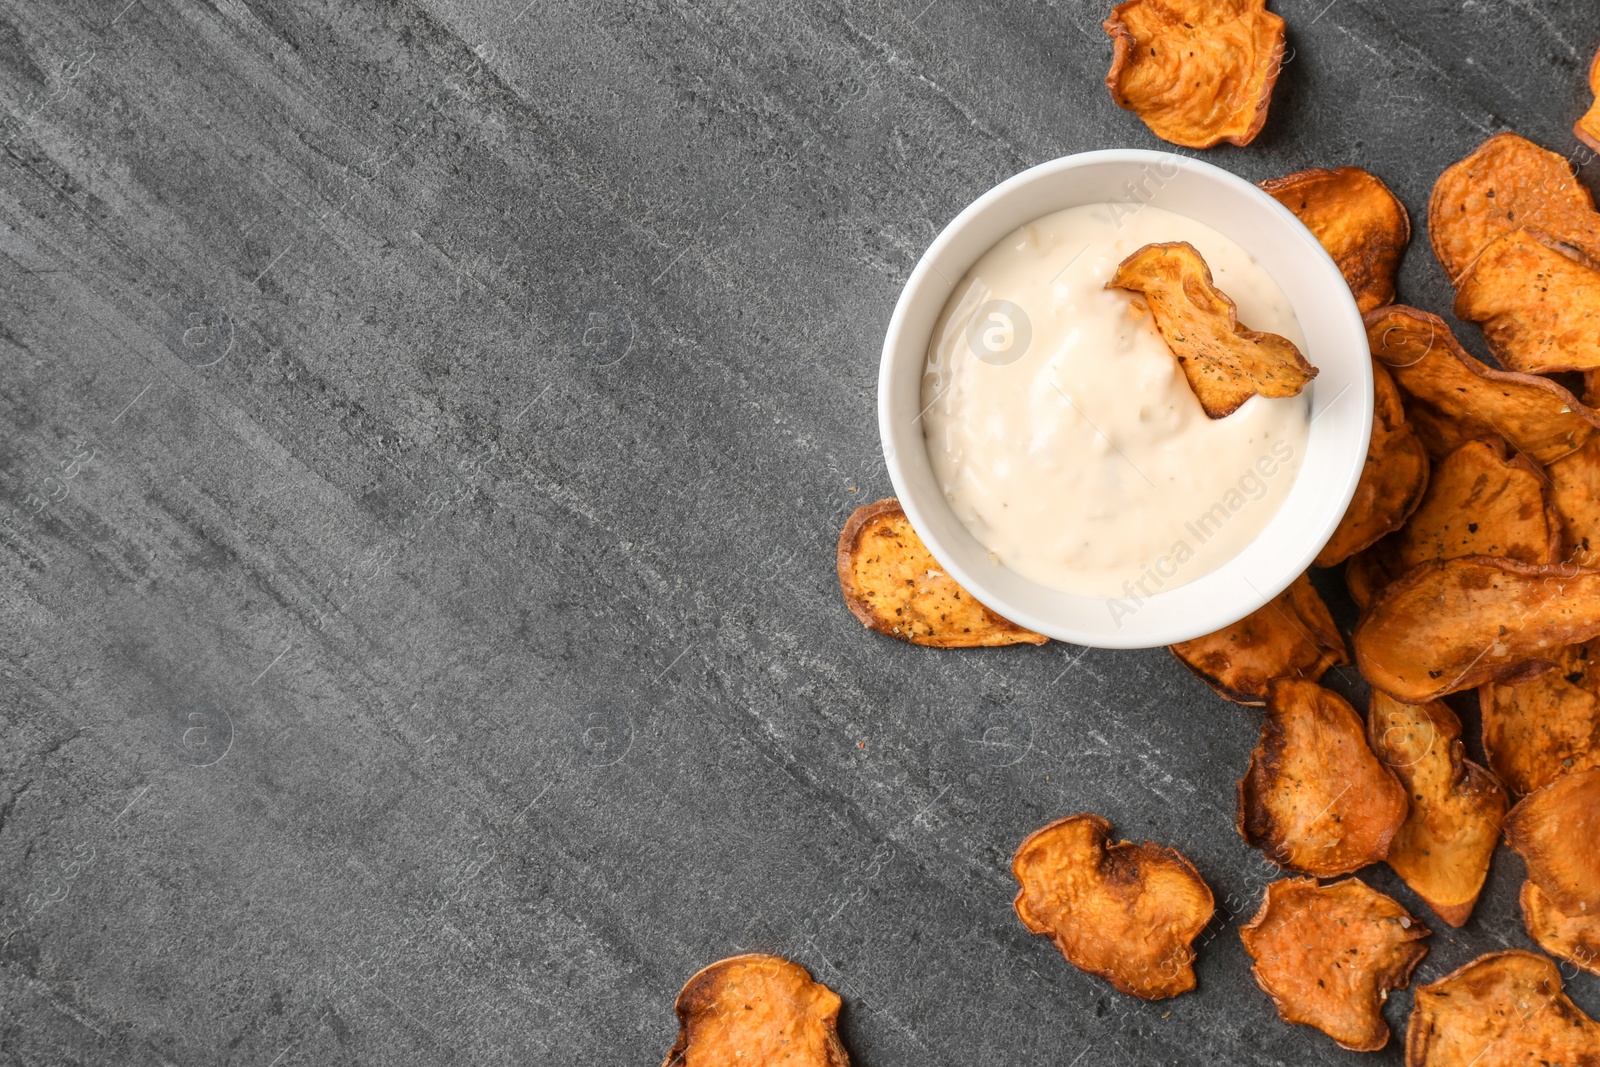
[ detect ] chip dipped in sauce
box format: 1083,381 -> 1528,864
920,203 -> 1311,599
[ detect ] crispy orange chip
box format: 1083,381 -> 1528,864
1406,950 -> 1600,1067
1578,47 -> 1600,156
1428,132 -> 1600,284
1354,556 -> 1600,702
1109,242 -> 1317,418
1316,359 -> 1430,567
1367,692 -> 1508,926
1391,437 -> 1562,570
1455,228 -> 1600,374
1523,880 -> 1600,978
1550,435 -> 1600,566
1366,305 -> 1600,466
1240,877 -> 1428,1051
1168,572 -> 1349,705
1504,767 -> 1600,918
1237,679 -> 1407,877
1012,813 -> 1214,1000
662,954 -> 849,1067
1103,0 -> 1285,149
837,499 -> 1047,648
1262,167 -> 1410,313
1480,638 -> 1600,796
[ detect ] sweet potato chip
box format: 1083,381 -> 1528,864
1406,950 -> 1600,1067
1012,813 -> 1214,1000
1504,767 -> 1600,917
1578,47 -> 1600,157
1455,228 -> 1600,374
1109,242 -> 1317,418
1480,638 -> 1600,796
1429,132 -> 1600,284
1102,0 -> 1285,149
1261,168 -> 1410,313
1550,435 -> 1600,566
1366,305 -> 1600,465
1354,556 -> 1600,702
1168,572 -> 1349,705
1391,437 -> 1562,570
1237,679 -> 1408,877
837,499 -> 1047,648
663,954 -> 849,1067
1367,692 -> 1508,926
1239,877 -> 1428,1051
1316,359 -> 1430,567
1524,880 -> 1600,978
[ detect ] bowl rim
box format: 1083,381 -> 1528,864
876,148 -> 1373,649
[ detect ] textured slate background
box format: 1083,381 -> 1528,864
2,1 -> 1597,1064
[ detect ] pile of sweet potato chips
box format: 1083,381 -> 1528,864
1187,123 -> 1600,1050
701,22 -> 1600,1067
822,140 -> 1600,1057
1169,117 -> 1600,1053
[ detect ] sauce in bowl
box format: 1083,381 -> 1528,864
920,202 -> 1310,599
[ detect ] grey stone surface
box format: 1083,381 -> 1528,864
1,0 -> 1597,1063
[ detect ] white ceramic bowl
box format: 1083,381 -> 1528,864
879,150 -> 1373,649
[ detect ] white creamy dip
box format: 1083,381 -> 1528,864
921,203 -> 1310,599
